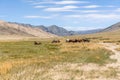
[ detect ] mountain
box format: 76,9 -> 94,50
37,25 -> 102,36
37,25 -> 72,36
36,25 -> 49,32
0,20 -> 56,38
5,21 -> 120,37
84,22 -> 120,41
101,22 -> 120,32
73,29 -> 103,35
10,22 -> 103,36
47,25 -> 72,36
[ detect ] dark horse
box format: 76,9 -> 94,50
66,39 -> 82,43
82,38 -> 90,42
34,41 -> 41,45
52,40 -> 60,43
66,38 -> 90,43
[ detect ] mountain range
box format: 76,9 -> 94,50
0,20 -> 120,38
101,22 -> 120,32
12,23 -> 103,36
35,22 -> 120,36
0,20 -> 56,39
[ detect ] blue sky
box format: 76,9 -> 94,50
0,0 -> 120,31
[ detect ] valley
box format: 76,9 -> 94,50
0,20 -> 120,80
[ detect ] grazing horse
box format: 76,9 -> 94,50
66,39 -> 82,43
52,40 -> 60,43
82,38 -> 90,42
66,38 -> 90,43
66,39 -> 74,43
34,41 -> 41,45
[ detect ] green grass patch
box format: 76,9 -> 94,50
0,41 -> 114,65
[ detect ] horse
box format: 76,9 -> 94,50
66,39 -> 81,43
52,40 -> 60,43
66,38 -> 90,43
34,41 -> 41,45
82,38 -> 90,42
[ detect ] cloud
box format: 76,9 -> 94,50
66,14 -> 120,19
24,14 -> 59,19
34,6 -> 47,8
33,0 -> 88,5
115,8 -> 120,12
79,10 -> 100,13
44,5 -> 79,12
63,26 -> 101,31
82,5 -> 101,8
24,15 -> 51,19
54,1 -> 88,5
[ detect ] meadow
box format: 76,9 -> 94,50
0,38 -> 118,80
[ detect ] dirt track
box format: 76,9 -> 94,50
100,43 -> 120,78
100,43 -> 120,67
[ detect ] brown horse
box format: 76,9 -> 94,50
66,39 -> 82,43
34,41 -> 41,45
52,40 -> 60,43
82,38 -> 90,42
66,38 -> 90,43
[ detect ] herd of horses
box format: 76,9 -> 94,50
34,38 -> 90,45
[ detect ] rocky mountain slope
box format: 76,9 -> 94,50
101,22 -> 120,32
37,25 -> 102,36
5,21 -> 120,37
0,20 -> 56,38
37,25 -> 71,36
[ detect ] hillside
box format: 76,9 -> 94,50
0,20 -> 56,39
3,21 -> 120,37
37,25 -> 102,36
102,22 -> 120,32
79,22 -> 120,41
37,25 -> 72,36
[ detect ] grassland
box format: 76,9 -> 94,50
74,29 -> 120,43
0,39 -> 118,80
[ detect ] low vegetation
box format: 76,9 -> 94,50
0,40 -> 116,80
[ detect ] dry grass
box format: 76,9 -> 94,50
0,40 -> 116,80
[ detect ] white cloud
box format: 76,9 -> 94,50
24,15 -> 51,19
44,5 -> 79,12
25,0 -> 35,3
34,6 -> 46,8
83,5 -> 101,8
54,1 -> 88,5
63,26 -> 101,31
80,10 -> 100,13
33,1 -> 88,5
66,14 -> 120,19
24,14 -> 59,19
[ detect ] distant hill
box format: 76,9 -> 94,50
5,21 -> 120,37
101,22 -> 120,32
36,25 -> 49,32
10,22 -> 103,36
71,29 -> 103,35
82,22 -> 120,41
0,20 -> 56,38
37,25 -> 102,36
37,25 -> 71,36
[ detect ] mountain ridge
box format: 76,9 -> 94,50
0,20 -> 56,38
1,20 -> 120,37
101,22 -> 120,32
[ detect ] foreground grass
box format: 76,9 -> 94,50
0,41 -> 115,79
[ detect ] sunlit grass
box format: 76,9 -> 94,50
0,41 -> 116,80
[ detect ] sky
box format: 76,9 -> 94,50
0,0 -> 120,31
